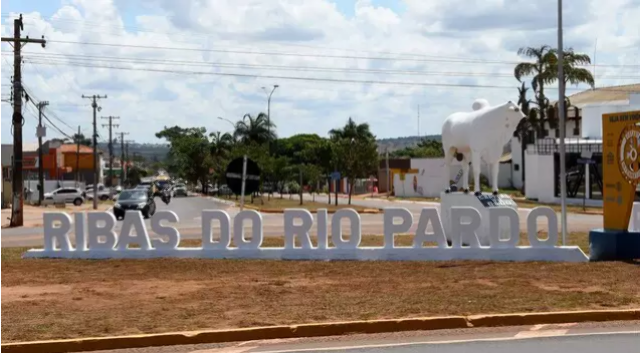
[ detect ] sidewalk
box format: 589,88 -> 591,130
1,203 -> 112,228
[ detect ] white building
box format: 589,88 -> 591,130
511,84 -> 640,204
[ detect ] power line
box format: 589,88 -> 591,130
23,59 -> 616,91
44,39 -> 639,68
13,51 -> 640,80
11,13 -> 640,66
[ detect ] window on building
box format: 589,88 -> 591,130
514,164 -> 520,172
573,124 -> 580,137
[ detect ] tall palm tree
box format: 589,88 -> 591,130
514,45 -> 556,131
209,131 -> 234,185
233,113 -> 277,145
549,48 -> 595,89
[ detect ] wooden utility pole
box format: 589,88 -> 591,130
36,100 -> 49,205
119,132 -> 129,186
75,126 -> 81,187
2,14 -> 46,227
101,116 -> 119,187
81,94 -> 107,210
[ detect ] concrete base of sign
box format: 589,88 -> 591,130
589,229 -> 640,261
23,247 -> 589,262
440,191 -> 518,246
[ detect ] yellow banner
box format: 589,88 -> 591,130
602,110 -> 640,231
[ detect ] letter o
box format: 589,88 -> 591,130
526,207 -> 558,247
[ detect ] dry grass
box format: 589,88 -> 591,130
227,195 -> 379,212
3,232 -> 639,343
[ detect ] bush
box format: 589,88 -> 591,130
286,181 -> 300,194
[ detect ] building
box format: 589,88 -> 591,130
1,141 -> 105,185
513,84 -> 640,204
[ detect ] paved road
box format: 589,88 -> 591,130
291,193 -> 604,233
1,194 -> 603,247
73,321 -> 640,352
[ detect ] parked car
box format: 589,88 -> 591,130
217,185 -> 233,196
86,184 -> 113,201
112,189 -> 157,220
44,187 -> 85,206
172,183 -> 188,197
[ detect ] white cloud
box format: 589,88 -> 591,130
1,0 -> 638,145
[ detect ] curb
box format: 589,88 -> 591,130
243,205 -> 381,214
2,309 -> 638,353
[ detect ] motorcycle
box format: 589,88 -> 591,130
160,189 -> 171,205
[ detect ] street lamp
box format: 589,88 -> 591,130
217,116 -> 235,129
261,84 -> 279,150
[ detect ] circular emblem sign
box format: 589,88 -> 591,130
618,126 -> 640,184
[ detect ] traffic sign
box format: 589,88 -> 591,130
225,157 -> 261,195
330,171 -> 341,181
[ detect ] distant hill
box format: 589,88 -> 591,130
97,142 -> 170,162
376,135 -> 441,152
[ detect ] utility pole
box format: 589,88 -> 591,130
82,94 -> 107,210
261,84 -> 279,153
124,140 -> 134,184
119,132 -> 129,186
101,116 -> 119,187
2,14 -> 46,227
417,104 -> 421,138
557,0 -> 568,246
75,126 -> 81,187
36,100 -> 49,205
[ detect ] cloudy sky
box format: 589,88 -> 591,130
1,0 -> 638,144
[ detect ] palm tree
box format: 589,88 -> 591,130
233,113 -> 277,145
209,131 -> 234,187
552,48 -> 595,88
514,45 -> 556,132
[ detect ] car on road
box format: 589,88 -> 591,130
112,189 -> 157,220
44,187 -> 85,206
172,183 -> 188,197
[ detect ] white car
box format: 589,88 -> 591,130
86,184 -> 113,201
44,187 -> 85,206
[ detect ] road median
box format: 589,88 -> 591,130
3,309 -> 638,353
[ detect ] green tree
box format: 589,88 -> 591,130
156,126 -> 213,191
233,113 -> 277,145
330,118 -> 378,205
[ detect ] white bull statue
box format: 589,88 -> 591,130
442,99 -> 525,196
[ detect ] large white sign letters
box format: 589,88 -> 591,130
24,207 -> 588,262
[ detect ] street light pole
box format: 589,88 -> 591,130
262,84 -> 279,152
557,0 -> 568,246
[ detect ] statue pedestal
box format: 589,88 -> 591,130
440,192 -> 518,246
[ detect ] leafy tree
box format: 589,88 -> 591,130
156,126 -> 213,191
69,133 -> 92,146
330,118 -> 379,205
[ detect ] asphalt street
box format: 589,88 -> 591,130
1,194 -> 604,247
69,321 -> 640,353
